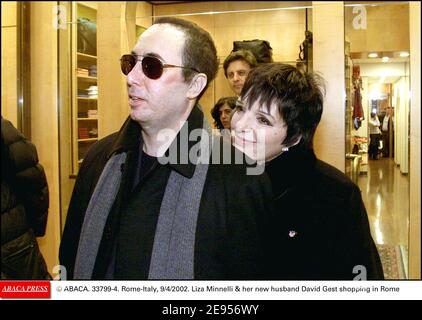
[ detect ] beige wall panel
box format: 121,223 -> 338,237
154,2 -> 214,30
136,1 -> 152,28
154,1 -> 214,16
215,66 -> 235,100
78,1 -> 97,11
154,1 -> 306,61
409,1 -> 421,279
126,2 -> 138,52
366,3 -> 408,20
312,1 -> 345,171
30,1 -> 60,276
58,1 -> 76,229
214,22 -> 304,62
97,3 -> 132,137
236,1 -> 311,10
155,1 -> 311,15
1,27 -> 18,126
367,21 -> 408,52
1,1 -> 17,125
345,4 -> 409,53
1,1 -> 17,26
213,9 -> 302,27
180,14 -> 214,30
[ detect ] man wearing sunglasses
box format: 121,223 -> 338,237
60,17 -> 271,280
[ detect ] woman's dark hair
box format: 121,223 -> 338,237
153,17 -> 219,101
211,96 -> 237,130
240,63 -> 326,148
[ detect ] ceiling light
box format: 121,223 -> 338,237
368,53 -> 378,58
382,56 -> 389,62
400,52 -> 410,57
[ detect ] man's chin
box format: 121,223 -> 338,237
130,110 -> 151,123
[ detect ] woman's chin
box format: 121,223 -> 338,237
233,142 -> 262,162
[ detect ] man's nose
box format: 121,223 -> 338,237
127,61 -> 144,86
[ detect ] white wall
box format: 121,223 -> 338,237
392,77 -> 409,174
312,1 -> 345,171
409,0 -> 421,280
359,62 -> 410,78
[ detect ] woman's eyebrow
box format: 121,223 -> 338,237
257,108 -> 273,117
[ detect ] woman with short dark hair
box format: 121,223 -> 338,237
231,63 -> 384,280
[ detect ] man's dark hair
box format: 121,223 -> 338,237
211,96 -> 237,130
240,63 -> 326,148
153,17 -> 219,100
223,49 -> 258,78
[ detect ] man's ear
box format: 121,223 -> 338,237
186,73 -> 207,100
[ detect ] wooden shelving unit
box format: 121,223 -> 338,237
71,2 -> 98,174
78,138 -> 98,142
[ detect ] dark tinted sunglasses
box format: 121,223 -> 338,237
120,54 -> 199,79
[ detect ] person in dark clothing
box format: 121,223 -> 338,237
1,116 -> 50,279
379,107 -> 394,158
231,63 -> 384,280
368,112 -> 382,160
59,17 -> 271,280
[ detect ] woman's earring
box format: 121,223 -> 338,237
282,146 -> 289,152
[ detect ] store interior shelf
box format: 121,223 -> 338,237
77,97 -> 97,100
77,117 -> 98,120
77,75 -> 97,81
78,138 -> 98,142
77,52 -> 97,61
71,1 -> 98,176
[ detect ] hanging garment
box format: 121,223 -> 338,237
353,83 -> 364,130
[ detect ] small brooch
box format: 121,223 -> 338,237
288,230 -> 298,238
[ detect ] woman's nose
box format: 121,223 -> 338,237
234,113 -> 250,131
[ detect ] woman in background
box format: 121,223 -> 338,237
231,63 -> 384,280
211,96 -> 237,134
